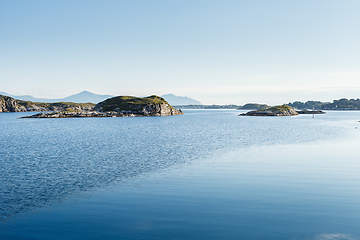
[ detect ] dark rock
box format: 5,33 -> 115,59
0,95 -> 26,112
21,109 -> 183,119
296,109 -> 326,114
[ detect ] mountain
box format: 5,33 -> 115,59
0,92 -> 55,102
1,94 -> 94,112
1,91 -> 197,105
55,91 -> 113,103
161,94 -> 202,106
0,91 -> 113,103
0,91 -> 11,96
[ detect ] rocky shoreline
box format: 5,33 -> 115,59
296,109 -> 326,114
239,105 -> 326,117
21,111 -> 150,118
1,94 -> 183,118
239,105 -> 299,116
239,110 -> 298,116
21,108 -> 183,118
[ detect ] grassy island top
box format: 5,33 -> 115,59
239,103 -> 269,110
96,95 -> 172,111
266,105 -> 292,112
255,104 -> 293,112
15,100 -> 95,109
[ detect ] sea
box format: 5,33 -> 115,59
1,109 -> 360,240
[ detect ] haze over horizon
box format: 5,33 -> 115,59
1,1 -> 360,105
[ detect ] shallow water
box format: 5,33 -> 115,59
1,110 -> 360,239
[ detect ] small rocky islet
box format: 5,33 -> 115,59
239,105 -> 326,116
21,95 -> 183,118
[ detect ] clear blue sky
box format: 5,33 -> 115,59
1,0 -> 360,104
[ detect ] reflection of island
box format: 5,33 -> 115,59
21,96 -> 183,118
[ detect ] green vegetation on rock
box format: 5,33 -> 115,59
16,100 -> 95,109
22,95 -> 183,118
95,95 -> 171,112
239,103 -> 269,110
267,104 -> 292,112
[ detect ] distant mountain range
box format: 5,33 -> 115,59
0,91 -> 113,103
1,90 -> 359,110
0,91 -> 202,105
161,94 -> 202,106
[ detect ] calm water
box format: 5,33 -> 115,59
1,110 -> 360,240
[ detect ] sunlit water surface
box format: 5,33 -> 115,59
1,110 -> 360,240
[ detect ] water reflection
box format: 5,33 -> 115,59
314,233 -> 358,240
0,111 -> 351,221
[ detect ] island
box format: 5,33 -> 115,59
239,105 -> 327,116
22,95 -> 183,118
296,109 -> 325,114
239,105 -> 300,116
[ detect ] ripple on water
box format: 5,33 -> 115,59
0,110 -> 357,222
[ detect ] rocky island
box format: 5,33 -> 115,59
239,105 -> 299,116
296,109 -> 326,114
22,95 -> 183,118
239,105 -> 327,116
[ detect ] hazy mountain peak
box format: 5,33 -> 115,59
0,91 -> 10,96
78,90 -> 93,94
0,91 -> 113,104
161,94 -> 202,106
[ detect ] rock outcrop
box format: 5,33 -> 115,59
22,95 -> 183,118
94,95 -> 183,116
0,94 -> 95,113
140,103 -> 183,116
16,100 -> 94,112
0,95 -> 26,112
296,109 -> 326,114
239,105 -> 299,116
22,111 -> 119,118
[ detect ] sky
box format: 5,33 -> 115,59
1,0 -> 360,105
